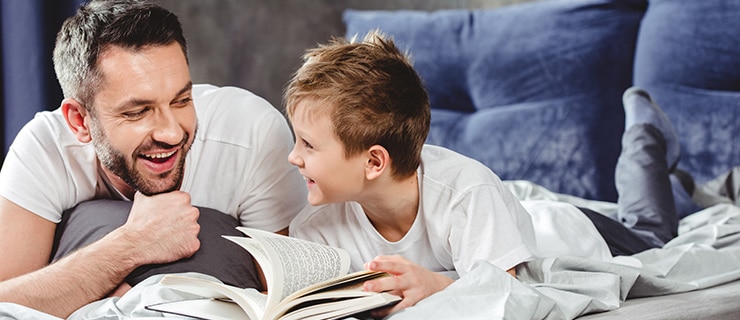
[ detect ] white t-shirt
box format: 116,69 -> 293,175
289,144 -> 537,276
0,84 -> 307,232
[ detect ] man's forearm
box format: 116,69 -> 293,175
0,229 -> 140,318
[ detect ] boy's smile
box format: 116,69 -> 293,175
303,176 -> 316,188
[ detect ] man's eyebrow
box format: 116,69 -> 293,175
174,82 -> 193,98
115,82 -> 193,111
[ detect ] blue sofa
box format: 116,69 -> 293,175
344,0 -> 740,202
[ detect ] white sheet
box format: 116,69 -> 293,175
2,181 -> 739,320
390,202 -> 740,320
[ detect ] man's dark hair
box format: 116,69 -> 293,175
53,0 -> 188,109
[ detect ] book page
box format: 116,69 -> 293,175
146,298 -> 249,320
236,227 -> 351,310
269,278 -> 393,320
280,292 -> 401,320
157,274 -> 266,319
223,235 -> 274,293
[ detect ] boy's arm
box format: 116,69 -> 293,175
0,192 -> 201,318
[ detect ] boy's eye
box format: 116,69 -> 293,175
302,139 -> 313,149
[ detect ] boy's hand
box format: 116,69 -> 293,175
363,255 -> 454,317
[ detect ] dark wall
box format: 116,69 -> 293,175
1,0 -> 83,164
155,0 -> 532,111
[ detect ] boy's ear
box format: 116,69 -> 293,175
365,145 -> 389,181
61,98 -> 93,143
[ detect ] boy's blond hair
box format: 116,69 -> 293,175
285,30 -> 430,179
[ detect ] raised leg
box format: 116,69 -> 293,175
616,87 -> 686,247
615,125 -> 678,247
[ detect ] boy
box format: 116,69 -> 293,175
285,30 -> 539,316
285,30 -> 707,317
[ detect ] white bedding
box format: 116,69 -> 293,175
2,181 -> 739,320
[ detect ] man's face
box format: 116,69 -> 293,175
87,42 -> 196,196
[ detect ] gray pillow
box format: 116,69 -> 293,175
51,199 -> 262,290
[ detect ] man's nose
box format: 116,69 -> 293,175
151,107 -> 183,145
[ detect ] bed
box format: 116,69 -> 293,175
3,181 -> 739,319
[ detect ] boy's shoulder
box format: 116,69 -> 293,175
419,144 -> 507,197
421,144 -> 499,179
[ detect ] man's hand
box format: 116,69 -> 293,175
118,191 -> 201,266
362,255 -> 454,317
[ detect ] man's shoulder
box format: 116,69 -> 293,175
192,84 -> 278,118
13,108 -> 81,150
191,84 -> 289,145
1,109 -> 97,222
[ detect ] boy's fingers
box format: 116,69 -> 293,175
367,255 -> 411,274
363,275 -> 400,293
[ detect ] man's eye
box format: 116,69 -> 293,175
175,97 -> 193,106
123,108 -> 148,118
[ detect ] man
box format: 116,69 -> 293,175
0,0 -> 306,317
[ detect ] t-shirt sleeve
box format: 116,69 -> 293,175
0,112 -> 88,222
449,182 -> 538,275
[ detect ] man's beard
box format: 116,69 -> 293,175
89,118 -> 194,196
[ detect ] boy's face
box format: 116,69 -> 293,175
288,99 -> 368,206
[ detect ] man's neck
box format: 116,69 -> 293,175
99,164 -> 136,200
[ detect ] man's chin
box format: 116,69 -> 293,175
134,176 -> 182,196
129,159 -> 186,195
136,185 -> 179,196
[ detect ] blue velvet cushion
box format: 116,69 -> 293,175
634,0 -> 740,184
344,0 -> 646,201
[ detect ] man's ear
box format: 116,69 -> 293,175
365,145 -> 389,181
61,98 -> 92,143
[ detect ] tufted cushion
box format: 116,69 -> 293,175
634,0 -> 740,184
344,0 -> 646,201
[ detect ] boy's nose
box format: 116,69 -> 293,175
288,145 -> 303,167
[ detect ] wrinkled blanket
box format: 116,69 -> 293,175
3,181 -> 739,320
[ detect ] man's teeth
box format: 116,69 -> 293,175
143,150 -> 176,159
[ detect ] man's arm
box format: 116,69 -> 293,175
0,197 -> 56,282
0,196 -> 125,317
0,191 -> 201,318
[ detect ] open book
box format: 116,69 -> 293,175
146,227 -> 400,320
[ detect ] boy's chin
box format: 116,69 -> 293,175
307,194 -> 328,206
